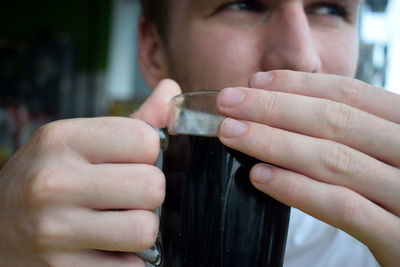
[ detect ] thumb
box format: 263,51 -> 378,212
131,79 -> 182,128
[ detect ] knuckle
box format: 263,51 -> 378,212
322,102 -> 354,137
263,91 -> 280,115
339,77 -> 364,105
34,215 -> 67,250
34,121 -> 68,148
28,168 -> 68,205
271,69 -> 292,81
260,127 -> 285,159
270,70 -> 303,91
321,142 -> 354,175
282,174 -> 305,205
332,189 -> 359,230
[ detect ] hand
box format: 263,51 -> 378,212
0,79 -> 181,266
216,70 -> 400,267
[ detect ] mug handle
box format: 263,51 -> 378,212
136,90 -> 223,265
135,240 -> 162,266
134,125 -> 168,266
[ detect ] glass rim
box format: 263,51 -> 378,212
170,90 -> 220,101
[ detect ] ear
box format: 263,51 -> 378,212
138,18 -> 169,89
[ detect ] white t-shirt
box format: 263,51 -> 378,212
283,208 -> 380,267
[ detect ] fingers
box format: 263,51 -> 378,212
39,208 -> 159,252
248,70 -> 400,124
74,210 -> 159,252
0,80 -> 178,265
216,87 -> 400,167
249,163 -> 400,265
133,79 -> 182,128
71,164 -> 165,210
27,162 -> 165,211
241,70 -> 400,265
33,117 -> 160,164
218,119 -> 400,216
43,250 -> 145,267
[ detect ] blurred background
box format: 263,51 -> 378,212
0,0 -> 398,167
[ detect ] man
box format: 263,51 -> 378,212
0,0 -> 399,266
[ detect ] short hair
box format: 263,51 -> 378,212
139,0 -> 170,41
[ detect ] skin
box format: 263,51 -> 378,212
0,0 -> 398,266
0,82 -> 181,266
148,0 -> 360,90
139,0 -> 400,266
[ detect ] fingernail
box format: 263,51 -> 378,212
251,164 -> 274,184
219,88 -> 244,108
220,118 -> 248,138
251,72 -> 273,88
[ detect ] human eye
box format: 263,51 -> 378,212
306,2 -> 347,18
218,1 -> 267,13
206,0 -> 270,26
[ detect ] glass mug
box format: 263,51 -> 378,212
137,91 -> 291,267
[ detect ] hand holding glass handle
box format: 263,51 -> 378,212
135,91 -> 223,266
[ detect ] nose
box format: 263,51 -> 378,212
261,4 -> 321,73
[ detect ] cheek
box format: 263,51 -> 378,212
170,26 -> 262,91
317,30 -> 359,77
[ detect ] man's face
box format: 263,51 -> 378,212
163,0 -> 361,92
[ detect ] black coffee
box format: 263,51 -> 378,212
161,135 -> 290,267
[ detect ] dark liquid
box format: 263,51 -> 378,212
161,135 -> 290,267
